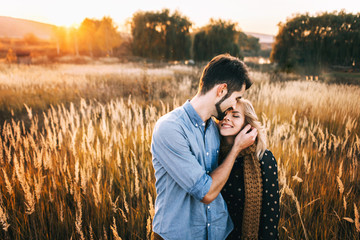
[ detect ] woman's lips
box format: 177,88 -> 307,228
221,123 -> 233,128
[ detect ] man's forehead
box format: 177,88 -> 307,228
233,91 -> 245,97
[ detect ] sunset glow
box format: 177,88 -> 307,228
1,0 -> 360,35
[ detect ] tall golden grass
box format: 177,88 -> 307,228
0,64 -> 359,239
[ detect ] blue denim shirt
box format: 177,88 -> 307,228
151,100 -> 233,240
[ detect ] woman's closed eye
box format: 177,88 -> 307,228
232,111 -> 241,118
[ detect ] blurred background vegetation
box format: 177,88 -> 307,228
1,9 -> 359,85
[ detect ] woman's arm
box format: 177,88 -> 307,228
259,150 -> 280,239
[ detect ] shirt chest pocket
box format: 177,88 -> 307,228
189,146 -> 220,172
210,148 -> 220,170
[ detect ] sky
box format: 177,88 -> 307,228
1,0 -> 360,35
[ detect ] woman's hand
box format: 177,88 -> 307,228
232,124 -> 257,155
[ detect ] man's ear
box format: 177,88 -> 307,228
217,83 -> 228,97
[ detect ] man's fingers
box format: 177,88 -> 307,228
233,126 -> 259,151
246,128 -> 257,143
241,124 -> 252,134
250,127 -> 258,136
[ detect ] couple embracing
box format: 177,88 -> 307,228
151,54 -> 280,240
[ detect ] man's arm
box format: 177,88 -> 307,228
201,124 -> 257,204
152,120 -> 213,201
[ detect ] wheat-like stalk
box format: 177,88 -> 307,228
284,186 -> 309,240
0,64 -> 359,239
0,202 -> 10,231
2,169 -> 13,196
355,204 -> 360,232
110,217 -> 122,240
336,176 -> 344,195
292,172 -> 303,183
75,189 -> 85,240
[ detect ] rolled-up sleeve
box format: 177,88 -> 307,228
189,173 -> 212,201
152,120 -> 212,201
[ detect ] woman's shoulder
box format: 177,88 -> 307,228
260,149 -> 278,176
260,150 -> 277,164
262,149 -> 275,157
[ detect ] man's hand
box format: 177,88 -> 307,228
201,124 -> 258,204
232,124 -> 257,155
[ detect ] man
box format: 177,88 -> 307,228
151,54 -> 257,239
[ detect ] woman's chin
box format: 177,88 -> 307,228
220,131 -> 237,138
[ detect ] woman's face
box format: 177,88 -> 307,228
218,103 -> 245,137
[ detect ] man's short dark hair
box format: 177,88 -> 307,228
198,54 -> 252,95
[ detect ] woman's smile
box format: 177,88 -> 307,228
220,122 -> 233,128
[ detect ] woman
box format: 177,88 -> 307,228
218,99 -> 280,240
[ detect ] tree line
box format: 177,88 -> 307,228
52,17 -> 121,57
51,9 -> 359,70
51,9 -> 260,61
271,11 -> 360,73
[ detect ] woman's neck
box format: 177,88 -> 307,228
224,136 -> 235,145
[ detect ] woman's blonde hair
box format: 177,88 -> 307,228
238,98 -> 267,160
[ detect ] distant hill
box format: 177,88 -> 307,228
245,32 -> 274,43
0,16 -> 54,39
244,32 -> 275,50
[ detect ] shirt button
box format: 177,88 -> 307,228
207,223 -> 210,227
206,171 -> 209,174
207,206 -> 210,209
202,123 -> 205,126
206,152 -> 209,156
195,124 -> 198,127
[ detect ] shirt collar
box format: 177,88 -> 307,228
183,100 -> 206,128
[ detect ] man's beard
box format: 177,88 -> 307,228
214,92 -> 230,121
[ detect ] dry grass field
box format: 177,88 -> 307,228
0,63 -> 359,239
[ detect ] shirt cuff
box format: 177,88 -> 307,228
189,173 -> 212,201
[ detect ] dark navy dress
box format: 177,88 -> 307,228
222,150 -> 280,239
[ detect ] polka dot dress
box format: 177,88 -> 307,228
222,150 -> 280,240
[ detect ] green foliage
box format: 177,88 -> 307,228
131,9 -> 192,60
193,19 -> 261,61
271,11 -> 360,74
322,71 -> 360,85
193,19 -> 241,61
237,32 -> 261,56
